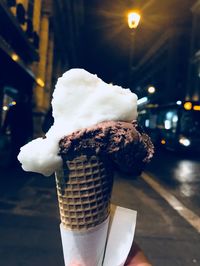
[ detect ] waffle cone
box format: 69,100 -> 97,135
55,155 -> 113,231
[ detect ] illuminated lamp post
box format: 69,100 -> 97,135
147,86 -> 156,94
127,11 -> 141,87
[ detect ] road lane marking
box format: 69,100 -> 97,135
141,172 -> 200,233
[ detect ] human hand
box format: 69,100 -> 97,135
125,242 -> 152,266
69,263 -> 82,266
68,242 -> 152,266
69,261 -> 84,266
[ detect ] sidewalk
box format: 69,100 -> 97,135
0,167 -> 199,266
0,167 -> 64,266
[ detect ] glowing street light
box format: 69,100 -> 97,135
127,11 -> 141,29
11,53 -> 19,62
148,86 -> 156,94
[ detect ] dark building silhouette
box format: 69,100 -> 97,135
129,0 -> 199,104
187,0 -> 200,101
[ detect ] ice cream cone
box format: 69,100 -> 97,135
55,154 -> 113,231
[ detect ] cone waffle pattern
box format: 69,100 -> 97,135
55,155 -> 113,231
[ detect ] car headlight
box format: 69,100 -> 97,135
179,137 -> 191,147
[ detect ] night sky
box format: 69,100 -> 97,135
81,0 -> 194,84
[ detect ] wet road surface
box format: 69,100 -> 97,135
146,149 -> 200,216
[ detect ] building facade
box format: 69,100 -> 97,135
0,0 -> 85,137
133,27 -> 191,104
0,0 -> 38,126
131,0 -> 200,105
187,0 -> 200,101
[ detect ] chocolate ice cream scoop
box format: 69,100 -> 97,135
59,121 -> 154,175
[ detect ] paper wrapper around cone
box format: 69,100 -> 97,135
55,154 -> 114,231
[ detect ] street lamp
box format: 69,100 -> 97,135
127,11 -> 141,29
127,11 -> 141,87
147,86 -> 156,94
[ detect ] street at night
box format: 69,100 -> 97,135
0,149 -> 199,266
1,0 -> 200,266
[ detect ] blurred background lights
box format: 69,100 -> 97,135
179,137 -> 191,147
184,101 -> 192,110
166,111 -> 173,119
137,96 -> 148,105
3,106 -> 8,111
36,78 -> 45,88
161,139 -> 166,145
176,100 -> 182,105
172,115 -> 178,123
9,101 -> 17,106
145,119 -> 149,127
148,86 -> 156,94
164,120 -> 171,129
11,53 -> 19,62
193,105 -> 200,111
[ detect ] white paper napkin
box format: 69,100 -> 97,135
103,205 -> 137,266
60,205 -> 137,266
